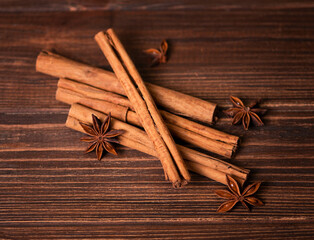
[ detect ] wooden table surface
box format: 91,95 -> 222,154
1,1 -> 314,239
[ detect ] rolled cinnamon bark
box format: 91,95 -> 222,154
66,103 -> 249,185
36,51 -> 216,124
95,29 -> 190,186
58,77 -> 133,110
57,77 -> 238,146
56,84 -> 237,158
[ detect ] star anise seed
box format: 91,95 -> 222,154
215,175 -> 264,213
79,113 -> 125,160
224,96 -> 267,130
144,39 -> 168,67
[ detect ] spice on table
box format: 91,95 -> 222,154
144,39 -> 168,67
95,29 -> 190,187
224,96 -> 267,130
67,103 -> 250,186
56,78 -> 239,159
36,50 -> 217,124
79,113 -> 124,160
215,175 -> 264,212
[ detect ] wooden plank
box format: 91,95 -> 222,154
0,223 -> 313,239
0,2 -> 314,239
1,0 -> 314,12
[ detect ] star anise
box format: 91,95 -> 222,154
79,113 -> 125,160
215,175 -> 264,213
224,96 -> 267,130
144,39 -> 168,67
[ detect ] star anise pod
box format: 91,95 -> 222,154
215,175 -> 264,213
79,113 -> 125,160
224,96 -> 267,130
144,39 -> 168,67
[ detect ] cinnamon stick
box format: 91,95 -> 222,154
66,103 -> 249,185
36,51 -> 216,124
56,83 -> 237,158
57,77 -> 238,146
58,77 -> 133,110
95,29 -> 190,186
56,87 -> 130,123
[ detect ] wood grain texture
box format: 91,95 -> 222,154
0,0 -> 314,239
1,0 -> 314,12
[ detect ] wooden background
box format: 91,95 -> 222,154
1,0 -> 314,239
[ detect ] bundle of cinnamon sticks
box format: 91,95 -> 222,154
36,28 -> 249,187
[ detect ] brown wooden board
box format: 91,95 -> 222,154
0,1 -> 313,239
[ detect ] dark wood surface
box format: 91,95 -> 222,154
1,1 -> 313,239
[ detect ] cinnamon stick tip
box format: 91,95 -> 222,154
183,174 -> 191,182
106,28 -> 115,35
172,180 -> 188,188
35,50 -> 54,72
172,181 -> 182,188
94,31 -> 107,41
181,179 -> 189,186
106,28 -> 113,32
211,105 -> 219,124
230,145 -> 238,159
35,52 -> 46,71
